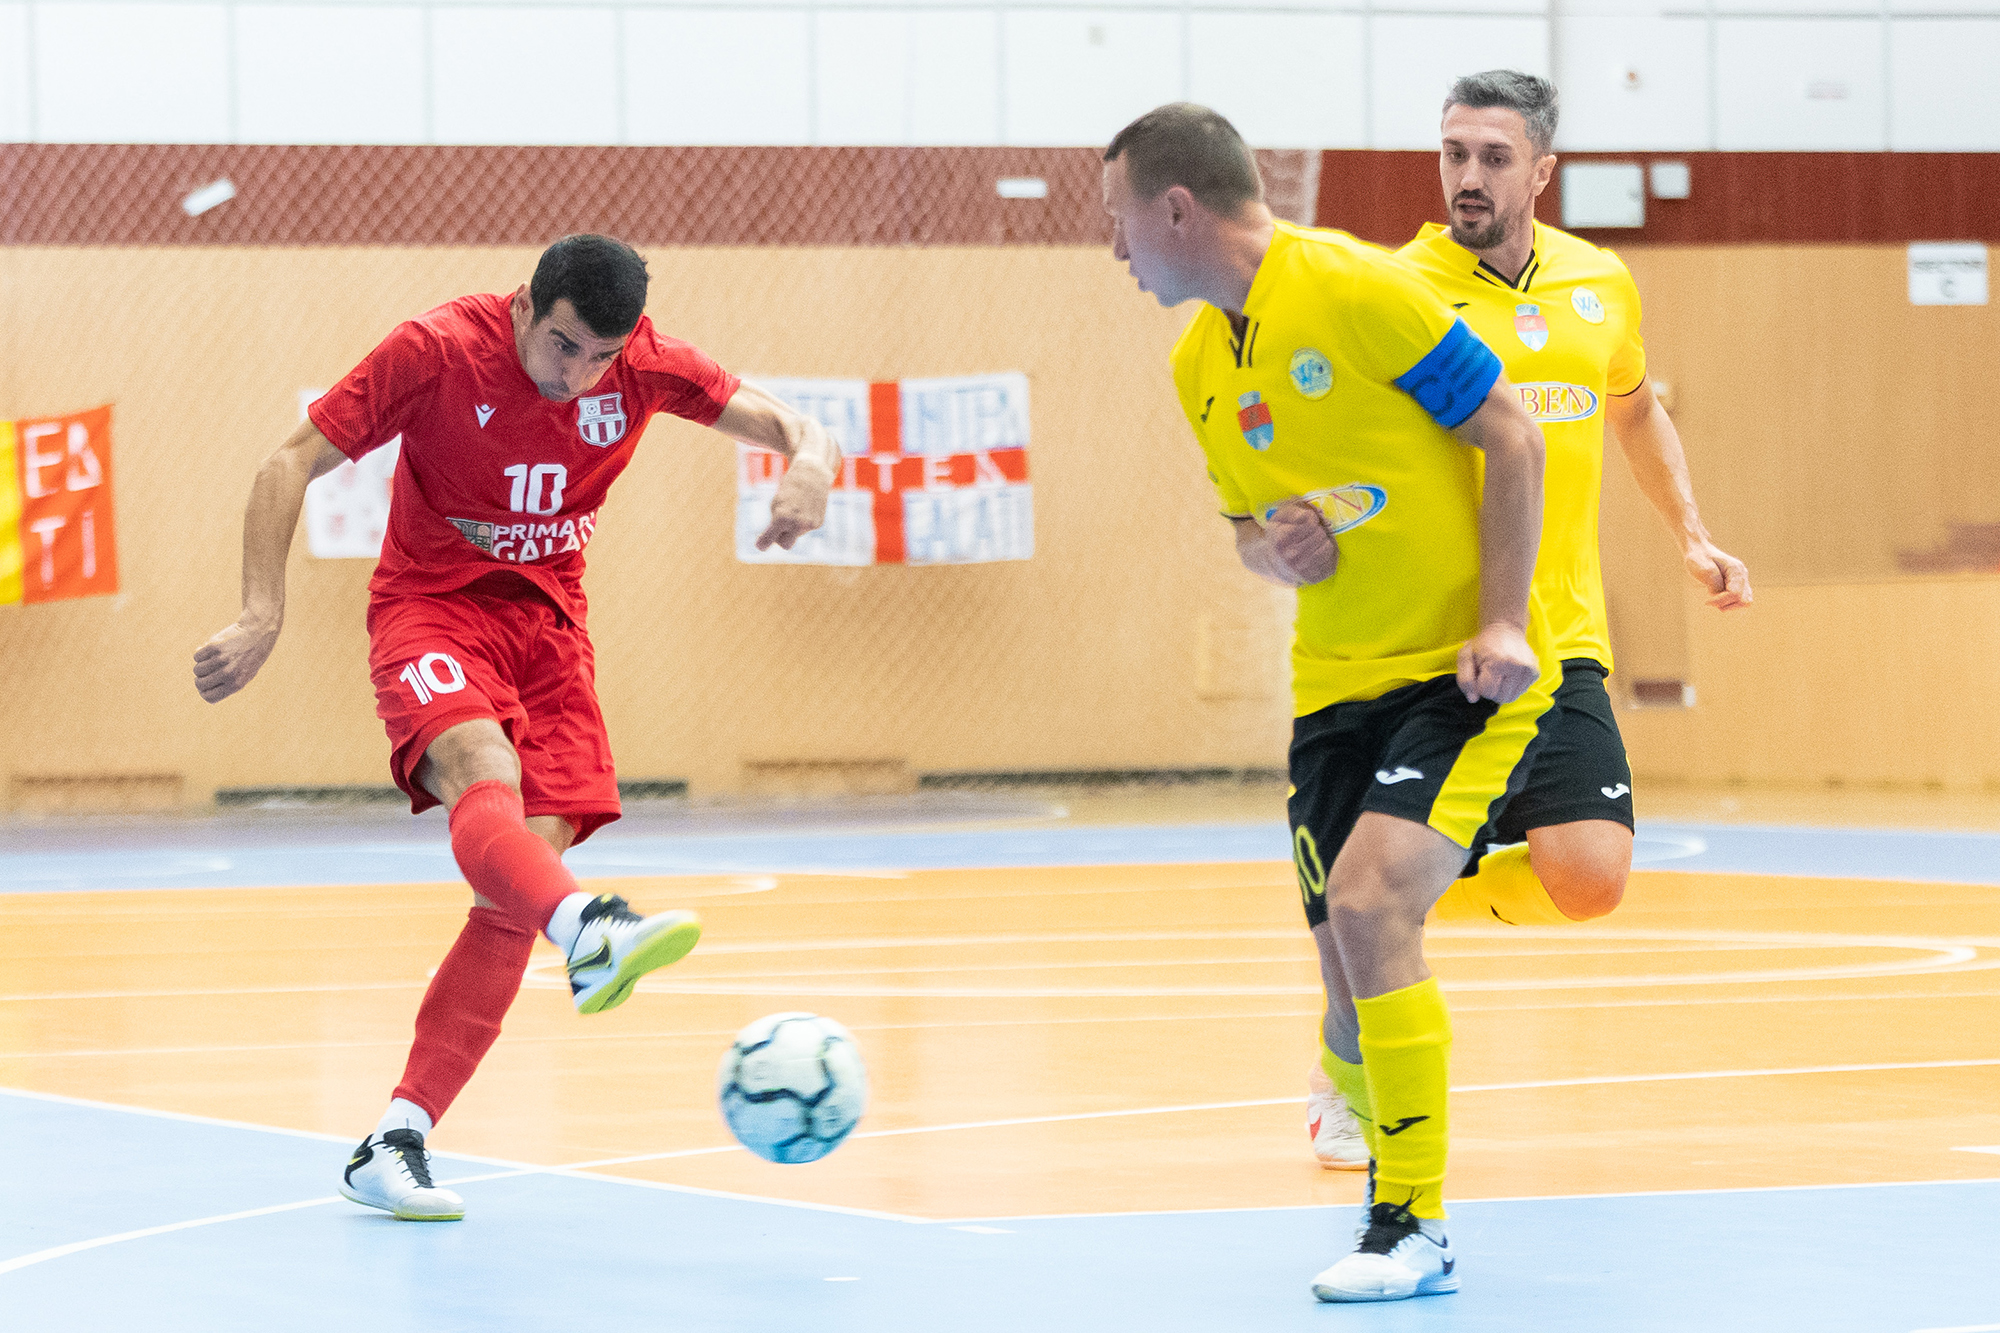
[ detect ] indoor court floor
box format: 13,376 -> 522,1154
4,790 -> 1998,1331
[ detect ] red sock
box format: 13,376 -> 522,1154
448,779 -> 577,936
392,905 -> 535,1124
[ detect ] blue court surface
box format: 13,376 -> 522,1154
4,1090 -> 1997,1333
8,810 -> 2000,892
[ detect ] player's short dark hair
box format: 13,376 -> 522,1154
529,234 -> 650,338
1443,71 -> 1560,158
1104,103 -> 1264,216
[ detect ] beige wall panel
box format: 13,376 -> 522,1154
1622,576 -> 2000,789
4,241 -> 1994,801
0,246 -> 1294,801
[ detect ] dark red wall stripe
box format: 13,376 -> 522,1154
1318,149 -> 2000,248
5,143 -> 1997,247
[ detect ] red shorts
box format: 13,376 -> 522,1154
367,581 -> 620,843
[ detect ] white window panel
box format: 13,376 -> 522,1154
432,7 -> 619,145
237,6 -> 425,145
1715,0 -> 1879,13
625,9 -> 811,144
817,10 -> 999,146
0,6 -> 28,140
1891,20 -> 2000,149
1189,13 -> 1365,149
35,4 -> 229,142
1892,0 -> 2000,14
1379,0 -> 1554,12
1556,16 -> 1709,150
1370,16 -> 1550,150
1715,19 -> 1884,150
1002,10 -> 1183,147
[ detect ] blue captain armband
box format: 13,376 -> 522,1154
1392,319 -> 1503,429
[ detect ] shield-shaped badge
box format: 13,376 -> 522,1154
1237,391 -> 1275,451
1514,303 -> 1549,352
576,393 -> 627,448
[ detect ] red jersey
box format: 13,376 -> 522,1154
309,293 -> 739,620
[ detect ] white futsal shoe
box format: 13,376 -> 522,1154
339,1129 -> 465,1221
565,893 -> 703,1015
1312,1202 -> 1458,1303
1307,1063 -> 1370,1170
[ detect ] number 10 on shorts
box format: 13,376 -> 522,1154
399,652 -> 467,705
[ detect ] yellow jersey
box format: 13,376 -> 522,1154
1172,220 -> 1538,715
1398,220 -> 1646,670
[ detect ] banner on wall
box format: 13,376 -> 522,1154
735,373 -> 1033,567
0,405 -> 119,606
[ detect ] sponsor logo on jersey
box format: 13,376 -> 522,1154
1279,482 -> 1387,536
1513,382 -> 1600,423
475,404 -> 495,428
451,513 -> 596,562
1514,303 -> 1549,351
1288,347 -> 1333,400
1572,287 -> 1606,324
576,393 -> 627,447
1237,391 -> 1275,451
448,517 -> 496,552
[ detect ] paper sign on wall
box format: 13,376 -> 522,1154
0,404 -> 119,606
1908,243 -> 1988,306
735,373 -> 1033,566
300,388 -> 401,558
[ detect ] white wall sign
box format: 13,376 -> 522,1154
299,388 -> 400,559
1561,162 -> 1645,229
1908,243 -> 1989,306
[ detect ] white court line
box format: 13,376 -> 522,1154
1952,1146 -> 2000,1156
1909,1325 -> 2000,1332
0,1196 -> 346,1276
8,1057 -> 1999,1277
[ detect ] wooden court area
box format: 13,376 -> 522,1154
3,795 -> 1998,1330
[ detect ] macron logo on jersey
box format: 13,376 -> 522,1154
475,404 -> 495,428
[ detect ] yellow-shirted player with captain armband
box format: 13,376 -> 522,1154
1303,71 -> 1754,1171
1103,101 -> 1558,1303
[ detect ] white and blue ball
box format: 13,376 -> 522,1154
716,1012 -> 868,1164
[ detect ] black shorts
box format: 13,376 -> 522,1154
1481,659 -> 1634,847
1287,673 -> 1555,928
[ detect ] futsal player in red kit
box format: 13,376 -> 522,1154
193,235 -> 839,1220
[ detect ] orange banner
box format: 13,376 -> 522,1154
8,405 -> 118,605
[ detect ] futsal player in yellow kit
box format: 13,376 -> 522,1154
1104,101 -> 1554,1302
1305,71 -> 1755,1171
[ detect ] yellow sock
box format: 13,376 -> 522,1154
1431,843 -> 1573,925
1318,1040 -> 1377,1155
1356,976 -> 1452,1219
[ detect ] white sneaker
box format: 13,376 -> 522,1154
1307,1063 -> 1370,1171
339,1129 -> 465,1221
1311,1202 -> 1458,1303
566,893 -> 702,1015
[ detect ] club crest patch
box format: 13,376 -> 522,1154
1288,347 -> 1333,400
576,393 -> 627,448
1237,391 -> 1275,451
1571,288 -> 1606,324
1514,303 -> 1549,352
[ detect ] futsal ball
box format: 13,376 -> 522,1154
717,1012 -> 868,1164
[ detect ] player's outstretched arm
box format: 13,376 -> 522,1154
715,383 -> 842,551
1606,379 -> 1752,612
192,421 -> 347,704
1230,502 -> 1336,587
1452,379 -> 1545,705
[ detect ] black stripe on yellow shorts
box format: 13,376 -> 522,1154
1287,673 -> 1556,928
